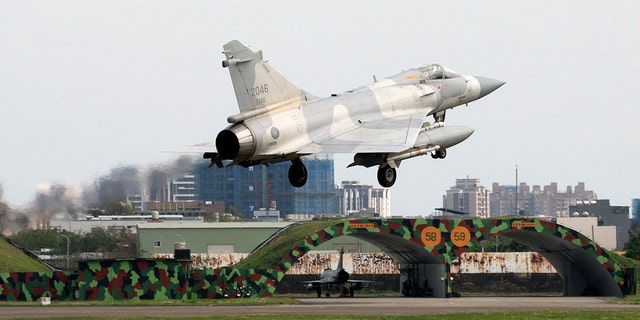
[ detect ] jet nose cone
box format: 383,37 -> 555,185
476,76 -> 506,99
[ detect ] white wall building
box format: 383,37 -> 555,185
443,178 -> 490,218
170,174 -> 195,202
371,188 -> 391,218
556,217 -> 617,250
336,181 -> 391,217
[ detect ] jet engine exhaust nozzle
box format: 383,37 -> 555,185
215,124 -> 256,160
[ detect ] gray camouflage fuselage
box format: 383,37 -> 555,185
205,40 -> 504,187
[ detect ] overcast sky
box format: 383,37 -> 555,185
1,1 -> 639,215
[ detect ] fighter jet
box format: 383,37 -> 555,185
302,248 -> 375,297
201,40 -> 504,187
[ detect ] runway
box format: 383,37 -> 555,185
1,297 -> 639,318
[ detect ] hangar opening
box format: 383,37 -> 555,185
500,231 -> 622,296
347,232 -> 448,298
273,218 -> 629,298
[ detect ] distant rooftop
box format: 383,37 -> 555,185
136,221 -> 294,229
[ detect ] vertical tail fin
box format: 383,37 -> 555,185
337,247 -> 345,269
222,40 -> 314,114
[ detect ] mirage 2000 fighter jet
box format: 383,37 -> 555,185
199,40 -> 504,187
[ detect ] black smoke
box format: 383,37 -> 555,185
97,166 -> 141,207
2,155 -> 200,231
29,184 -> 79,228
147,156 -> 195,201
82,155 -> 197,209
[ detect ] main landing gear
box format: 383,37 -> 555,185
376,148 -> 447,188
377,166 -> 397,188
431,149 -> 447,159
288,158 -> 308,187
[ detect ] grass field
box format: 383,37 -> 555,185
0,238 -> 51,273
234,219 -> 343,269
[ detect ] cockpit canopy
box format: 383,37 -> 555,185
418,64 -> 461,80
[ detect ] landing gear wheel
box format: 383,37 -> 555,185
436,149 -> 447,159
377,166 -> 396,187
288,159 -> 308,187
341,286 -> 351,297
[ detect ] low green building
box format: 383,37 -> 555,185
136,221 -> 381,258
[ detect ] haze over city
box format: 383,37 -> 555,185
1,1 -> 639,215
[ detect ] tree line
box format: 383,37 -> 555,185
9,227 -> 136,270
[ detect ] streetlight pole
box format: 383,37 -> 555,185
60,234 -> 70,269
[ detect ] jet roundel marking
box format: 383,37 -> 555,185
271,127 -> 280,139
450,225 -> 471,247
421,226 -> 441,247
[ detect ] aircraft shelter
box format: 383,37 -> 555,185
1,218 -> 635,301
269,218 -> 634,298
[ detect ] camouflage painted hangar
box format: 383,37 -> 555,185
270,218 -> 634,298
1,218 -> 636,301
